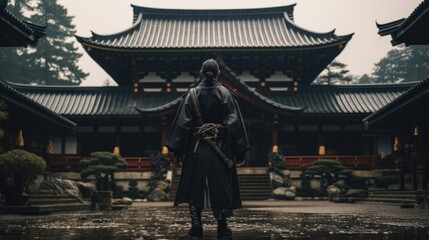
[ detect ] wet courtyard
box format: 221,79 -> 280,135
0,201 -> 428,240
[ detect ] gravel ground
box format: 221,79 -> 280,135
1,200 -> 428,239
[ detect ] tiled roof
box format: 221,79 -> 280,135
0,81 -> 76,130
267,84 -> 412,115
376,0 -> 429,46
363,78 -> 429,127
0,1 -> 46,47
11,84 -> 181,117
10,82 -> 413,117
76,4 -> 352,50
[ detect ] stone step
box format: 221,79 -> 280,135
28,198 -> 81,205
28,194 -> 78,200
361,198 -> 415,204
0,203 -> 90,214
357,190 -> 420,205
367,194 -> 417,200
369,190 -> 418,195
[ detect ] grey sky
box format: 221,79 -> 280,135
58,0 -> 422,86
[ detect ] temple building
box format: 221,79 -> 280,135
2,3 -> 422,188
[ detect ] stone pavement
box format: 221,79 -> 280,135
1,200 -> 428,239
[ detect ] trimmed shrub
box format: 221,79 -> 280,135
80,152 -> 127,191
0,149 -> 46,205
303,159 -> 352,195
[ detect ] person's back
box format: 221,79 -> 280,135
165,59 -> 249,239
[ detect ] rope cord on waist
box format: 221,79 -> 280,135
193,123 -> 224,153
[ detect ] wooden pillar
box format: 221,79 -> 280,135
411,155 -> 417,190
317,124 -> 323,155
161,116 -> 167,150
398,134 -> 405,190
272,114 -> 281,156
272,128 -> 278,153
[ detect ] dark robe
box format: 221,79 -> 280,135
165,78 -> 249,210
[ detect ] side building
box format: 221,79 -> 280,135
0,0 -> 75,158
366,0 -> 429,190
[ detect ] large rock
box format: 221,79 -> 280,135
155,180 -> 170,191
271,174 -> 284,189
38,177 -> 96,201
76,181 -> 97,198
147,188 -> 168,202
113,197 -> 133,206
272,186 -> 296,200
345,189 -> 366,198
327,185 -> 342,201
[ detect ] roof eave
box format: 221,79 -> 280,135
0,82 -> 76,131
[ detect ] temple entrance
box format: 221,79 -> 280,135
246,126 -> 271,167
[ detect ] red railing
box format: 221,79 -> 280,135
283,155 -> 396,170
49,155 -> 396,172
49,155 -> 153,172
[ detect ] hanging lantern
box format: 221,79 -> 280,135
319,145 -> 326,155
272,145 -> 278,153
162,146 -> 169,155
16,129 -> 24,147
413,127 -> 419,136
113,146 -> 120,155
46,139 -> 53,154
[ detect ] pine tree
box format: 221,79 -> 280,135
372,45 -> 429,83
313,60 -> 353,85
358,74 -> 375,84
0,0 -> 88,85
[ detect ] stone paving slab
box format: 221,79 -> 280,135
0,201 -> 428,239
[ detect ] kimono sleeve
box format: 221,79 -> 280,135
223,93 -> 250,155
165,93 -> 194,155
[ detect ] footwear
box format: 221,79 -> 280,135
188,205 -> 203,238
217,219 -> 232,239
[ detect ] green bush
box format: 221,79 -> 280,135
303,159 -> 352,195
80,152 -> 127,191
0,149 -> 46,205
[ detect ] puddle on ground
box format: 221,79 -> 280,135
0,207 -> 428,239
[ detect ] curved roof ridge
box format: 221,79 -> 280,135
217,57 -> 305,113
282,12 -> 352,39
306,82 -> 418,90
80,13 -> 143,39
130,4 -> 296,16
6,81 -> 123,92
0,80 -> 76,129
399,0 -> 429,32
376,18 -> 406,36
135,94 -> 185,117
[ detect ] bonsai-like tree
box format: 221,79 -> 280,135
303,159 -> 352,194
0,149 -> 46,205
150,152 -> 169,181
80,152 -> 128,191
